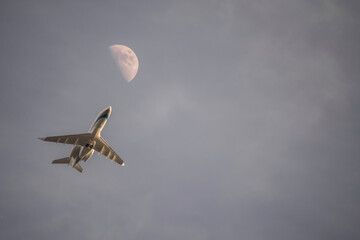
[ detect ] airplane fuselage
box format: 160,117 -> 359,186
68,106 -> 112,167
69,145 -> 93,166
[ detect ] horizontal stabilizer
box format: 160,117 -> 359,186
52,157 -> 70,164
74,163 -> 83,173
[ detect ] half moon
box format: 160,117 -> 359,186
109,45 -> 139,82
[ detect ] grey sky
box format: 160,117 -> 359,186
1,0 -> 360,239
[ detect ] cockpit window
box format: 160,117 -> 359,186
96,113 -> 108,121
91,113 -> 108,128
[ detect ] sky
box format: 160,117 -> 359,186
1,0 -> 360,239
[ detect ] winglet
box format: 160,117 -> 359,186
121,162 -> 125,166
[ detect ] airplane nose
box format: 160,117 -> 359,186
107,106 -> 112,115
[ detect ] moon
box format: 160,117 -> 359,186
109,45 -> 139,82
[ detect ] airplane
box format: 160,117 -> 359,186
38,106 -> 124,173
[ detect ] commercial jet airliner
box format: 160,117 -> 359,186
38,106 -> 124,173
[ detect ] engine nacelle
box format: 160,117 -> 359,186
81,141 -> 95,161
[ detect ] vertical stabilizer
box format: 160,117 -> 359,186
74,163 -> 83,173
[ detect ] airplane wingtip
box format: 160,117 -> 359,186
121,162 -> 125,166
38,137 -> 45,141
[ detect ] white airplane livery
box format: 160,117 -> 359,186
39,106 -> 124,173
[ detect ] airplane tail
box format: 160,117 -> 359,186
52,157 -> 83,173
52,157 -> 70,164
74,163 -> 83,173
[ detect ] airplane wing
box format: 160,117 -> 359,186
94,136 -> 125,166
38,133 -> 91,146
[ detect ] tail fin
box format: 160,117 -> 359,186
52,157 -> 70,164
51,157 -> 83,173
74,163 -> 83,173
